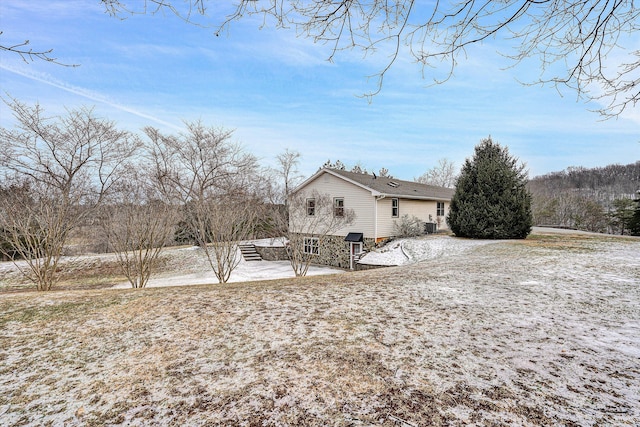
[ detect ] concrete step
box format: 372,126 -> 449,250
238,244 -> 262,261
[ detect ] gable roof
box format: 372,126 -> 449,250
295,168 -> 455,201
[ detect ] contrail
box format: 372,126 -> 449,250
0,64 -> 183,131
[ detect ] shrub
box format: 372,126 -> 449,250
393,214 -> 424,237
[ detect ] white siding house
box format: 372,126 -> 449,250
289,168 -> 455,268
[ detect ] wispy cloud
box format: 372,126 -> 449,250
0,64 -> 182,131
2,0 -> 91,17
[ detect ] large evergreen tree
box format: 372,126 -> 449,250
448,137 -> 532,239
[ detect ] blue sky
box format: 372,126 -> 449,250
1,1 -> 638,181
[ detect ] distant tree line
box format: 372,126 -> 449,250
321,159 -> 394,179
528,162 -> 640,234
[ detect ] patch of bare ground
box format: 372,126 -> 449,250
0,233 -> 638,425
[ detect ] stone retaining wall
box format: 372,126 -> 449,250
355,262 -> 390,271
254,245 -> 289,261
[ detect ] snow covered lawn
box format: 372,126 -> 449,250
111,248 -> 344,289
358,234 -> 497,266
0,230 -> 638,425
0,238 -> 343,291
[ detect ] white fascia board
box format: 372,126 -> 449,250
292,169 -> 450,201
392,195 -> 452,201
373,192 -> 450,201
290,168 -> 326,194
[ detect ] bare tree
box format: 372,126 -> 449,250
261,149 -> 304,239
416,158 -> 457,188
287,190 -> 355,277
378,167 -> 392,178
322,159 -> 347,170
274,148 -> 303,204
530,190 -> 610,233
103,1 -> 640,116
0,180 -> 65,288
146,121 -> 261,283
0,99 -> 138,290
350,162 -> 367,174
99,167 -> 179,289
194,194 -> 263,283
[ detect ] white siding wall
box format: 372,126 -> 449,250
376,198 -> 450,238
375,197 -> 395,239
290,172 -> 376,237
290,171 -> 451,240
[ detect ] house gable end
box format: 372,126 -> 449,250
291,168 -> 381,197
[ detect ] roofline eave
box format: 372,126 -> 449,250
291,168 -> 454,201
376,193 -> 452,201
292,168 -> 382,195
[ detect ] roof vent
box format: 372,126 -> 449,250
387,181 -> 399,188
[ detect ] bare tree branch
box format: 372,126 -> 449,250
0,31 -> 78,67
103,0 -> 640,116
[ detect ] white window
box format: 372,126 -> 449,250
303,237 -> 319,255
334,198 -> 344,217
306,198 -> 315,216
437,202 -> 445,216
391,198 -> 399,217
351,242 -> 363,255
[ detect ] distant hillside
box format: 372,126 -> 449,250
527,161 -> 640,233
529,161 -> 640,202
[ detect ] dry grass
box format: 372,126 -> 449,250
1,233 -> 639,426
0,246 -> 199,292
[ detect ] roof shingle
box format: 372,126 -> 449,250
326,168 -> 454,200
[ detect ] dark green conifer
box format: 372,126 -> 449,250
448,137 -> 532,239
629,195 -> 640,236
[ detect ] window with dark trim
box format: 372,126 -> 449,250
437,202 -> 445,216
334,198 -> 344,217
303,237 -> 319,255
391,198 -> 399,217
306,198 -> 315,216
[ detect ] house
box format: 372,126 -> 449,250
288,168 -> 455,269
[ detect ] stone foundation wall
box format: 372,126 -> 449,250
290,233 -> 375,269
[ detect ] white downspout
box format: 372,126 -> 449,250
349,242 -> 354,270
